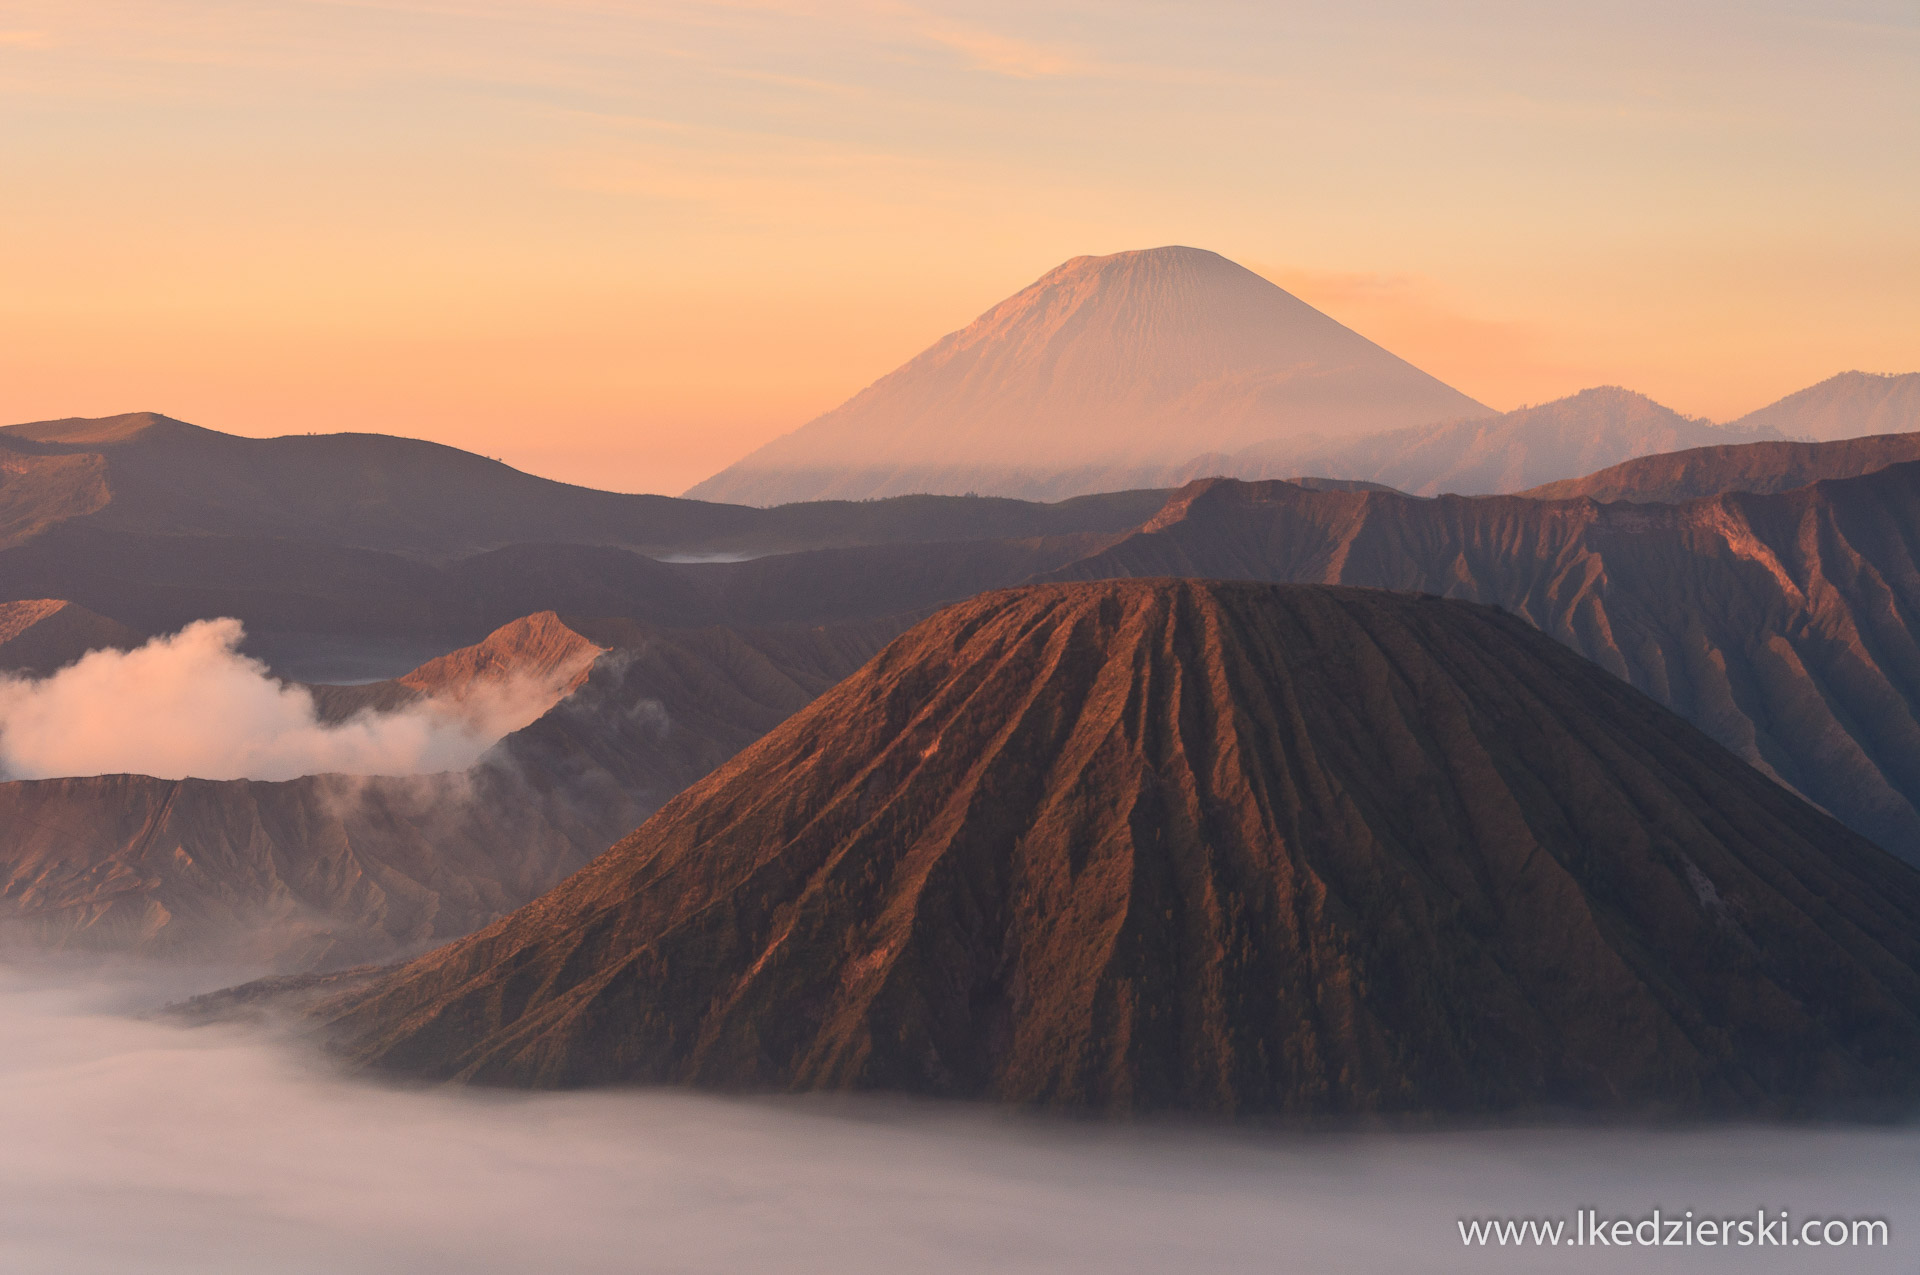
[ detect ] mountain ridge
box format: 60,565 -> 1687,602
0,411 -> 1171,561
1519,430 -> 1920,503
964,387 -> 1781,501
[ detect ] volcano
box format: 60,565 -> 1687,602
308,580 -> 1920,1116
686,247 -> 1489,505
1728,371 -> 1920,441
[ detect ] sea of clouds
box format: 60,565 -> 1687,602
0,965 -> 1911,1275
0,619 -> 567,781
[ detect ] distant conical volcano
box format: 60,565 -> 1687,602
687,247 -> 1490,505
1728,370 -> 1920,441
309,580 -> 1920,1116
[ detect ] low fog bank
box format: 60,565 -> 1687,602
1,967 -> 1913,1274
0,619 -> 567,781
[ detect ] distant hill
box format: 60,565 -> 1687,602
687,246 -> 1489,504
1095,387 -> 1763,498
0,412 -> 1168,561
1287,387 -> 1765,495
1520,431 -> 1920,503
1727,371 -> 1920,441
301,581 -> 1920,1116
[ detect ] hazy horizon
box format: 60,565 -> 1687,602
2,2 -> 1915,493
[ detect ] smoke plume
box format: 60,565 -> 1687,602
0,619 -> 569,782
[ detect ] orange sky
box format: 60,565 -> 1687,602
2,1 -> 1916,494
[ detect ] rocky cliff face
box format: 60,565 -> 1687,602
306,581 -> 1920,1117
1047,468 -> 1920,865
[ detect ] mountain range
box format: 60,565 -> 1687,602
686,246 -> 1918,505
1046,470 -> 1920,865
12,248 -> 1920,1121
295,581 -> 1920,1116
16,415 -> 1920,869
0,386 -> 1906,666
1154,386 -> 1766,497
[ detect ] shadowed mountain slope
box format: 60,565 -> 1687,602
688,247 -> 1488,504
0,412 -> 1166,561
1729,372 -> 1920,441
0,599 -> 140,675
0,446 -> 109,551
0,613 -> 900,967
1047,470 -> 1920,864
305,581 -> 1920,1117
1520,431 -> 1920,504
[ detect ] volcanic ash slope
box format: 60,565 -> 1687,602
311,580 -> 1920,1117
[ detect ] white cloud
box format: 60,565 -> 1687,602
0,618 -> 570,781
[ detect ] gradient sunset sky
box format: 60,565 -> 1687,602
3,1 -> 1916,494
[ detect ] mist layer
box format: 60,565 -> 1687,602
0,968 -> 1912,1274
